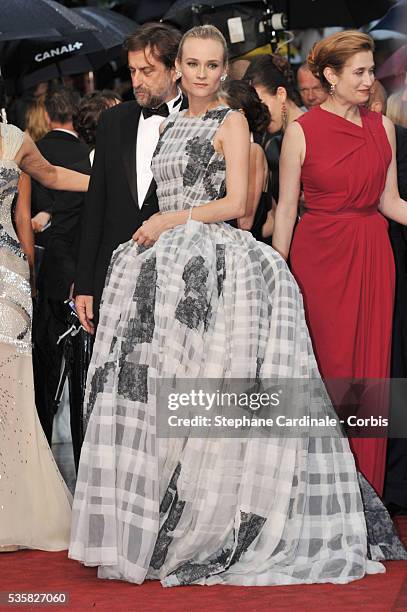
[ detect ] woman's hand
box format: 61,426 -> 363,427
31,211 -> 51,233
132,213 -> 173,246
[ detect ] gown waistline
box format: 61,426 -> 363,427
304,207 -> 378,220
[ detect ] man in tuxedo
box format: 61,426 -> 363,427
75,22 -> 184,334
33,87 -> 90,297
32,86 -> 91,469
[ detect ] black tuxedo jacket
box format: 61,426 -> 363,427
75,98 -> 187,316
32,130 -> 90,299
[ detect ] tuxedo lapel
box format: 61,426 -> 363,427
143,177 -> 157,206
121,105 -> 140,207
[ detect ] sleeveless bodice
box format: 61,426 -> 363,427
0,123 -> 32,353
0,125 -> 24,252
297,106 -> 391,215
151,106 -> 233,213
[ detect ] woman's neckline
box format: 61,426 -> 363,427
317,104 -> 365,129
181,104 -> 227,119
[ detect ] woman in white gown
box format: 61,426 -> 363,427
0,117 -> 89,551
69,26 -> 407,585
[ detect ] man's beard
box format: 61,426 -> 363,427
133,88 -> 167,109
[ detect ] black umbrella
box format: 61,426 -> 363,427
0,0 -> 98,42
1,6 -> 138,91
370,0 -> 407,35
113,0 -> 175,24
281,0 -> 394,29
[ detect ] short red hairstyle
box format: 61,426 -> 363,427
308,30 -> 374,92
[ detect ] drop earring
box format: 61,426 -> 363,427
176,70 -> 182,79
281,101 -> 288,131
220,74 -> 227,82
329,82 -> 336,96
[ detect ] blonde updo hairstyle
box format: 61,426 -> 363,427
308,30 -> 375,92
177,24 -> 228,66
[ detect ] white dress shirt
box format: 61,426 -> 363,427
51,128 -> 78,138
135,91 -> 182,208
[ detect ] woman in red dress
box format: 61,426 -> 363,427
273,31 -> 407,496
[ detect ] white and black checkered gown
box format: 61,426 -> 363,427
69,107 -> 406,586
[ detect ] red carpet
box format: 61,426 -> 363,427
1,518 -> 407,612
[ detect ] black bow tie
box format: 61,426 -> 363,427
142,103 -> 169,120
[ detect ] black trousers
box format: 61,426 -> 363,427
33,295 -> 92,472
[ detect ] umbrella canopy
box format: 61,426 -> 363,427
370,0 -> 407,35
0,0 -> 98,42
113,0 -> 175,24
377,43 -> 407,79
376,43 -> 407,91
74,6 -> 137,45
163,0 -> 393,33
1,7 -> 138,92
281,0 -> 394,28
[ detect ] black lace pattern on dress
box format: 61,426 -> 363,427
166,544 -> 233,586
184,136 -> 215,189
231,511 -> 267,563
86,362 -> 115,423
131,255 -> 157,344
153,118 -> 176,158
202,159 -> 226,200
162,510 -> 266,585
115,256 -> 157,402
358,472 -> 407,560
216,244 -> 226,297
150,463 -> 185,570
175,255 -> 212,331
202,108 -> 230,122
118,362 -> 148,403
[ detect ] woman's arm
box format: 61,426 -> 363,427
271,122 -> 304,260
378,116 -> 407,223
238,143 -> 268,231
15,133 -> 89,192
14,173 -> 35,295
133,111 -> 250,245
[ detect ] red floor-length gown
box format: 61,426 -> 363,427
290,106 -> 394,495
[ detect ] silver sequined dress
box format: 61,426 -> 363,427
0,123 -> 71,550
69,108 -> 405,585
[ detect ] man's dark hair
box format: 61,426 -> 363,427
73,92 -> 111,148
44,86 -> 80,123
100,89 -> 122,104
124,22 -> 182,70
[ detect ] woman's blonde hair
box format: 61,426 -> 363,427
386,90 -> 407,129
308,30 -> 374,92
177,25 -> 228,65
25,100 -> 49,141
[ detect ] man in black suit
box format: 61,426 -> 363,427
33,87 -> 91,298
75,23 -> 184,334
32,86 -> 91,469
